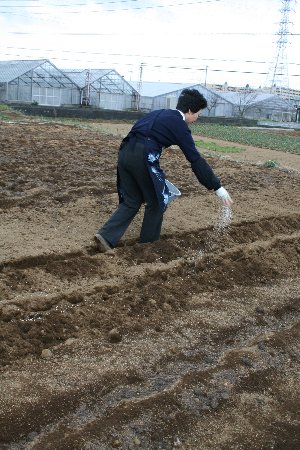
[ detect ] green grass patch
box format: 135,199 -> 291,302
192,123 -> 300,155
0,103 -> 11,119
0,103 -> 26,121
262,159 -> 280,168
195,139 -> 243,154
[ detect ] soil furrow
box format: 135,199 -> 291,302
2,303 -> 299,449
1,122 -> 300,449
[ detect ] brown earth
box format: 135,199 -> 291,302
0,120 -> 299,450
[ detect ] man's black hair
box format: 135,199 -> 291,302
176,88 -> 207,113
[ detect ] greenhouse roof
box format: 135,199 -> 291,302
0,59 -> 48,83
216,91 -> 275,105
62,69 -> 112,87
63,68 -> 137,94
0,59 -> 78,88
129,81 -> 197,97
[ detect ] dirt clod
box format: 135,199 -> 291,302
108,328 -> 122,343
41,349 -> 53,359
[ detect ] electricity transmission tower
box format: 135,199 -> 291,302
266,0 -> 295,94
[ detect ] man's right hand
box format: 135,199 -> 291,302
215,187 -> 233,207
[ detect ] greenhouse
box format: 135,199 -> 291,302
0,59 -> 79,106
0,59 -> 138,110
0,59 -> 298,119
63,68 -> 138,110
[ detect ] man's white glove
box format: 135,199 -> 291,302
215,187 -> 233,207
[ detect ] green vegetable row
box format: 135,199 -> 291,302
192,123 -> 300,155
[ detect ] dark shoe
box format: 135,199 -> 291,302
94,233 -> 112,252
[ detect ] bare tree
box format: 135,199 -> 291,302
236,91 -> 258,117
205,92 -> 219,116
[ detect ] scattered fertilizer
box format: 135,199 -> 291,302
188,206 -> 233,265
205,205 -> 233,254
214,205 -> 232,236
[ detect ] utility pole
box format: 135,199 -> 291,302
82,69 -> 91,106
137,62 -> 145,111
204,65 -> 208,87
265,0 -> 295,95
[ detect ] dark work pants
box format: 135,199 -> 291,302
97,142 -> 164,247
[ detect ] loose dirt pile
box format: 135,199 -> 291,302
0,121 -> 299,449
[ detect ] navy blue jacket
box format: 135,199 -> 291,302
119,109 -> 221,211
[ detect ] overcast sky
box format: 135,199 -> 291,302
1,0 -> 300,89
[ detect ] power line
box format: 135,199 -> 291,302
0,0 -> 148,4
7,31 -> 300,35
2,45 -> 300,66
0,0 -> 222,13
1,51 -> 300,78
0,0 -> 139,5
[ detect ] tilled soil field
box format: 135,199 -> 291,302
0,121 -> 299,450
